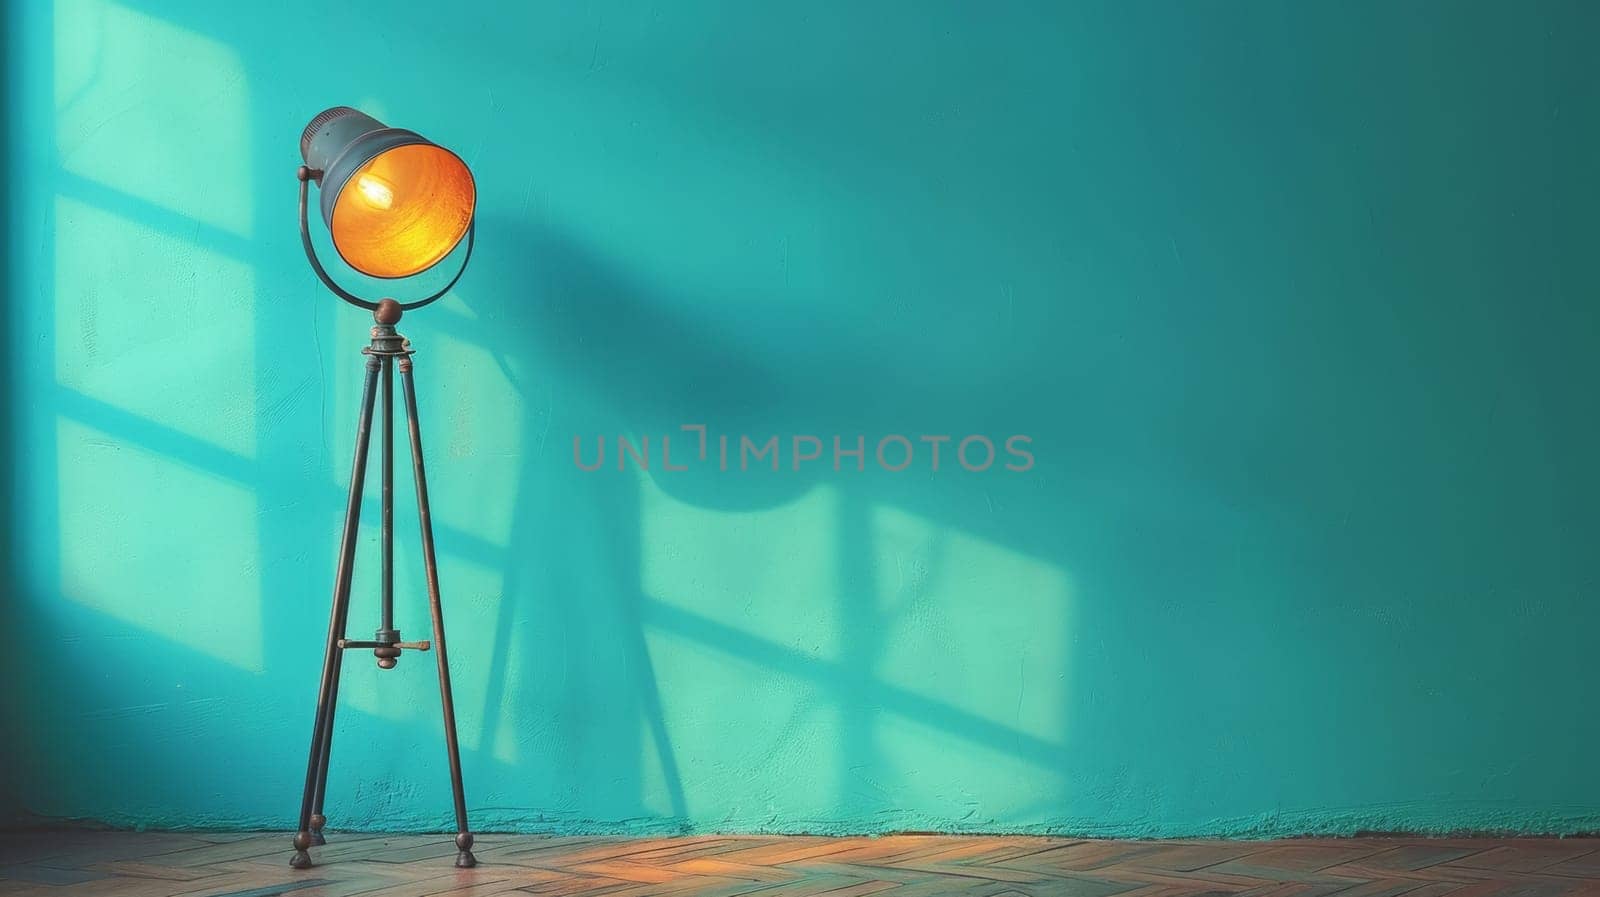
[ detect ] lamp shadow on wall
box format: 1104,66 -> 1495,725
452,212 -> 1076,831
453,215 -> 818,827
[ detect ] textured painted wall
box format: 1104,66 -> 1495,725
4,0 -> 1599,836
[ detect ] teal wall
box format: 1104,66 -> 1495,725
5,0 -> 1599,836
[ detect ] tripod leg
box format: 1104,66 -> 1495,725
399,356 -> 476,868
308,613 -> 345,845
309,354 -> 392,845
292,356 -> 381,869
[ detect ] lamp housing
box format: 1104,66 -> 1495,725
300,106 -> 475,279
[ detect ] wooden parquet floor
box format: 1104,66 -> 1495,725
3,831 -> 1599,897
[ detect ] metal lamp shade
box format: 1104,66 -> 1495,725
301,107 -> 476,279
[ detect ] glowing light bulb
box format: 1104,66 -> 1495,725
355,173 -> 394,209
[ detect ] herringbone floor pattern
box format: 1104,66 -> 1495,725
3,831 -> 1599,897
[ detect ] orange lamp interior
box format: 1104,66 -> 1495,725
330,143 -> 475,278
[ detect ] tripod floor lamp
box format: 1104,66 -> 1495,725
289,106 -> 478,870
